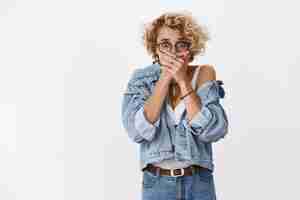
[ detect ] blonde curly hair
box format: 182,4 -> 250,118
142,10 -> 211,63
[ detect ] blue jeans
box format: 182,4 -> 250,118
142,167 -> 217,200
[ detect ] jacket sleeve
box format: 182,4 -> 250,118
182,80 -> 229,143
121,70 -> 161,143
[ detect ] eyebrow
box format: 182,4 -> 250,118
158,38 -> 169,43
158,37 -> 187,43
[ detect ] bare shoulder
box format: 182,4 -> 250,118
196,64 -> 217,89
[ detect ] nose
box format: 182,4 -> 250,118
170,47 -> 177,54
176,50 -> 189,61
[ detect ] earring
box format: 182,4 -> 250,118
152,54 -> 160,64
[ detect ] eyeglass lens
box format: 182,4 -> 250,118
158,41 -> 191,53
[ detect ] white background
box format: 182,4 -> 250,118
0,0 -> 299,200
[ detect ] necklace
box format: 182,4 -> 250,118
173,85 -> 176,96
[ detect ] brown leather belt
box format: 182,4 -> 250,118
143,164 -> 210,177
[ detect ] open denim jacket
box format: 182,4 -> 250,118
121,63 -> 228,172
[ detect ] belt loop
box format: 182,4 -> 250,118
191,165 -> 196,174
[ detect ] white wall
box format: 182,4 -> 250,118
0,0 -> 299,200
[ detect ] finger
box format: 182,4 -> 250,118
161,65 -> 175,75
161,63 -> 175,71
161,59 -> 179,72
178,50 -> 189,58
163,65 -> 175,76
160,55 -> 182,70
177,49 -> 189,56
176,50 -> 190,62
159,48 -> 176,59
160,55 -> 177,68
159,48 -> 185,64
170,55 -> 185,66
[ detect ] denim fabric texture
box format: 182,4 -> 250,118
141,167 -> 217,200
121,63 -> 228,172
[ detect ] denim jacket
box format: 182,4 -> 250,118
121,63 -> 228,172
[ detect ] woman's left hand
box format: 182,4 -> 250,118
159,49 -> 190,85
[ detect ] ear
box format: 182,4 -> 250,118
195,64 -> 217,90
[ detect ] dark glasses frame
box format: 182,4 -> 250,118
156,40 -> 192,54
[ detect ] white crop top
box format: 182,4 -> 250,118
152,66 -> 201,169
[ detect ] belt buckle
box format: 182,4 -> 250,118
170,168 -> 185,177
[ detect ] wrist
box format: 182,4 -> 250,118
158,76 -> 171,87
180,89 -> 194,100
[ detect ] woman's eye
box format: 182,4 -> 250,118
176,42 -> 191,51
178,42 -> 188,48
162,43 -> 170,48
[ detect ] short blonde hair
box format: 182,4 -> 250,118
142,11 -> 210,62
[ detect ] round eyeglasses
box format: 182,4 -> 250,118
157,41 -> 191,53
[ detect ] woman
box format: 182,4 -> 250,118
121,11 -> 228,200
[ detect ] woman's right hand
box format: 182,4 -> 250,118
158,49 -> 187,86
